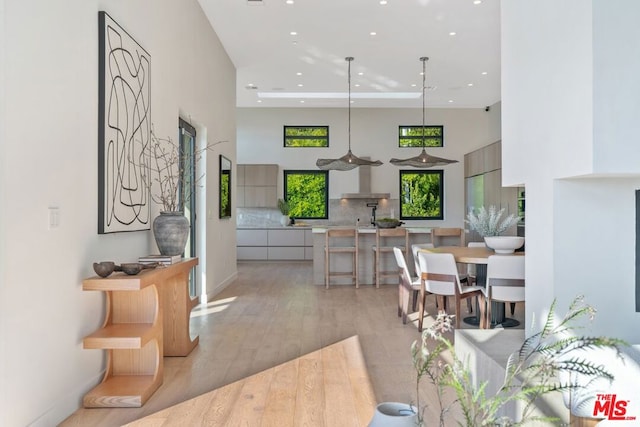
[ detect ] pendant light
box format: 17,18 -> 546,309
316,57 -> 383,171
390,57 -> 458,168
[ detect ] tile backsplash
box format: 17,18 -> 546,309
236,199 -> 400,227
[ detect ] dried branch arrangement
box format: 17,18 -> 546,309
137,127 -> 225,212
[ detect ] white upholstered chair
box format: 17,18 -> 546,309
418,251 -> 486,329
484,255 -> 525,327
393,247 -> 424,326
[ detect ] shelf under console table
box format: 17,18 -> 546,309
82,258 -> 199,408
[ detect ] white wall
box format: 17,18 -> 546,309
502,0 -> 640,342
238,106 -> 498,227
0,1 -> 236,425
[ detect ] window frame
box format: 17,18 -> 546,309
283,125 -> 329,147
283,170 -> 329,219
399,169 -> 444,220
398,125 -> 444,148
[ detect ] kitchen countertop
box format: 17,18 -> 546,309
312,226 -> 432,234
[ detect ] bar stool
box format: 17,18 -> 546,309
431,227 -> 465,247
372,227 -> 408,288
324,228 -> 359,289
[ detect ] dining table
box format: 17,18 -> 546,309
421,246 -> 525,328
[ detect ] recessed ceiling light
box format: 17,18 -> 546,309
473,0 -> 482,4
245,84 -> 258,90
257,100 -> 262,103
481,71 -> 488,75
411,84 -> 417,87
286,0 -> 294,4
467,83 -> 474,87
380,0 -> 388,4
297,84 -> 303,87
300,100 -> 305,103
449,32 -> 457,36
290,31 -> 297,36
370,32 -> 377,36
354,84 -> 361,87
448,100 -> 454,103
296,72 -> 302,76
358,72 -> 364,76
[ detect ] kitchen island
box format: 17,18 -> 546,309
312,226 -> 432,286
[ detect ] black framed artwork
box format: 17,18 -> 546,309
98,11 -> 151,234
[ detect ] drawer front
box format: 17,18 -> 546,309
268,229 -> 305,246
237,246 -> 268,260
237,229 -> 268,246
268,247 -> 305,260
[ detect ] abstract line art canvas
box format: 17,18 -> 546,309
98,11 -> 151,234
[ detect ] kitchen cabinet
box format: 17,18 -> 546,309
237,228 -> 313,260
237,164 -> 278,207
464,141 -> 524,242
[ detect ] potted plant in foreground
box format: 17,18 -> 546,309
466,205 -> 522,253
409,296 -> 626,426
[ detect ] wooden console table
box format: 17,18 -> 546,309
82,258 -> 199,407
124,335 -> 376,426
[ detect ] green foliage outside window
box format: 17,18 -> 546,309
220,172 -> 230,218
284,126 -> 329,147
400,170 -> 443,219
399,125 -> 443,147
284,170 -> 328,219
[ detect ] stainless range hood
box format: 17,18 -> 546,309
340,164 -> 390,199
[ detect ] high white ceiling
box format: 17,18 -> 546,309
198,0 -> 501,109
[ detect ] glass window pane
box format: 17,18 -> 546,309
284,126 -> 329,147
284,170 -> 329,219
399,170 -> 444,220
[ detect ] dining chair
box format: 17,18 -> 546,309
484,255 -> 525,327
418,251 -> 486,329
466,241 -> 486,286
431,227 -> 465,247
393,247 -> 425,326
324,228 -> 359,289
372,227 -> 408,288
411,243 -> 434,311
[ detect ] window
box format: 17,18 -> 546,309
284,170 -> 329,219
399,170 -> 444,220
284,126 -> 329,147
398,125 -> 443,147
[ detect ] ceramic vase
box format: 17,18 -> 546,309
153,211 -> 190,256
280,215 -> 290,227
368,402 -> 418,427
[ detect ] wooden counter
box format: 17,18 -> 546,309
82,258 -> 199,407
123,335 -> 376,426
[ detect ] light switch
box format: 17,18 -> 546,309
48,207 -> 60,229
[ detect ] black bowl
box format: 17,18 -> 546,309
93,261 -> 115,278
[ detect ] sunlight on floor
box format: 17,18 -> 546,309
190,296 -> 237,318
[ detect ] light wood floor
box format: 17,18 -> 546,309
60,261 -> 524,427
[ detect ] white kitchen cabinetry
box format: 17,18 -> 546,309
237,228 -> 313,261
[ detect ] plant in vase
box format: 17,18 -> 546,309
139,126 -> 224,255
277,198 -> 290,227
466,205 -> 522,253
410,296 -> 625,426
